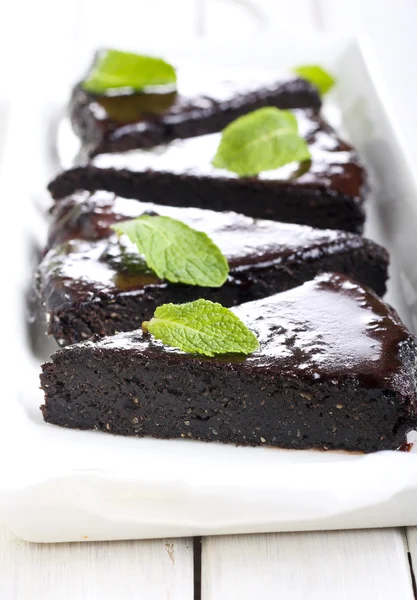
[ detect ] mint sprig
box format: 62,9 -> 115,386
212,107 -> 311,177
142,299 -> 259,357
293,64 -> 335,96
83,49 -> 177,94
111,215 -> 229,287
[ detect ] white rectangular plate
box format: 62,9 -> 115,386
2,30 -> 417,543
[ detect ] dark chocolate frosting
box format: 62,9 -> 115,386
42,194 -> 380,314
234,273 -> 413,388
50,108 -> 367,230
71,68 -> 321,155
61,273 -> 416,392
48,191 -> 362,261
89,109 -> 364,199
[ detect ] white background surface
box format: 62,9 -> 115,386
2,0 -> 417,598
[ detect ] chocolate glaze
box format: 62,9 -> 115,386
39,194 -> 388,346
47,191 -> 368,263
80,273 -> 412,388
40,237 -> 162,311
71,66 -> 321,156
40,273 -> 417,452
89,109 -> 364,199
232,273 -> 414,389
399,442 -> 414,452
42,191 -> 387,307
49,110 -> 367,234
93,87 -> 178,123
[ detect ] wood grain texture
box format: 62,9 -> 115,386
406,527 -> 417,581
0,526 -> 193,600
202,529 -> 415,600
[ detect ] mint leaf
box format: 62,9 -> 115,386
111,215 -> 229,287
83,49 -> 177,94
212,107 -> 311,177
142,299 -> 259,357
293,64 -> 335,96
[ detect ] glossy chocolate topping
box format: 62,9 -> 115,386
71,68 -> 321,155
48,191 -> 362,261
40,237 -> 162,312
92,109 -> 364,198
42,192 -> 379,313
84,73 -> 318,128
235,273 -> 413,387
87,273 -> 414,390
54,109 -> 366,205
91,87 -> 178,124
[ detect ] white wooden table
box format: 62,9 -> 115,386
2,0 -> 417,597
0,528 -> 416,598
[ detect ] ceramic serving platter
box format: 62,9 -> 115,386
1,29 -> 417,543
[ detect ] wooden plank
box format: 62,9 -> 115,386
405,527 -> 417,590
202,529 -> 414,600
0,525 -> 193,600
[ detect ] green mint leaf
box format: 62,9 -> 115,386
212,107 -> 311,177
82,49 -> 177,94
111,215 -> 229,287
293,64 -> 335,96
142,299 -> 259,357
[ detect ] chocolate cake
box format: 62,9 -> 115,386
40,273 -> 417,453
49,109 -> 367,233
38,192 -> 388,346
70,66 -> 321,156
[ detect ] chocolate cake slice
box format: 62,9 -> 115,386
49,109 -> 367,233
70,64 -> 321,157
38,192 -> 388,346
40,273 -> 417,453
